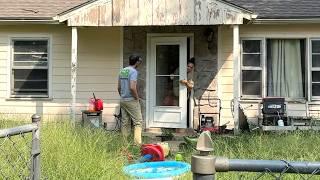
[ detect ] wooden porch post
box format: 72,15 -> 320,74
233,25 -> 240,134
71,27 -> 78,122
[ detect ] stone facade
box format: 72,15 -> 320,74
123,26 -> 218,129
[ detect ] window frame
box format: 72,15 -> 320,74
9,36 -> 52,99
310,38 -> 320,100
240,38 -> 265,99
240,37 -> 308,101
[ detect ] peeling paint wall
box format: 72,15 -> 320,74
123,26 -> 218,129
65,0 -> 245,26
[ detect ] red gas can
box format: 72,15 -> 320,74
95,99 -> 103,111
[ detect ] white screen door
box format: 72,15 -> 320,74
148,37 -> 187,128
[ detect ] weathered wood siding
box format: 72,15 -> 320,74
63,0 -> 246,26
218,24 -> 320,127
0,25 -> 121,125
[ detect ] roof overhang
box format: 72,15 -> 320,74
55,0 -> 256,26
252,18 -> 320,24
0,17 -> 59,25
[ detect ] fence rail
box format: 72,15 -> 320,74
0,114 -> 41,180
191,131 -> 320,180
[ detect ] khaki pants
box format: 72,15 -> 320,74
120,99 -> 143,137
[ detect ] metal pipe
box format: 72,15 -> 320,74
31,114 -> 41,180
0,124 -> 38,138
216,159 -> 320,175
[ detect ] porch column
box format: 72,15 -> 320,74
233,25 -> 240,134
71,27 -> 78,122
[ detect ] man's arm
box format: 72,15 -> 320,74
130,80 -> 139,100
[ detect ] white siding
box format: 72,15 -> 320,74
218,24 -> 320,127
0,25 -> 121,125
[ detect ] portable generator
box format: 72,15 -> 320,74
261,97 -> 287,126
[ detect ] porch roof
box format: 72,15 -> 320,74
55,0 -> 255,26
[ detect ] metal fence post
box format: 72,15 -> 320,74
31,114 -> 41,180
191,131 -> 216,180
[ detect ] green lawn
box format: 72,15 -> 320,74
1,119 -> 320,179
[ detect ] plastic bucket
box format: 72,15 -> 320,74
278,119 -> 284,126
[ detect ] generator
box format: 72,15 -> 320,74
196,89 -> 222,133
261,97 -> 287,126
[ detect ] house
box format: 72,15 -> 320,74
1,0 -> 320,132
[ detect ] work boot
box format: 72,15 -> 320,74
134,126 -> 142,145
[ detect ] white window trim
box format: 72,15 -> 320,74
240,38 -> 265,99
241,37 -> 309,101
7,35 -> 52,99
310,38 -> 320,100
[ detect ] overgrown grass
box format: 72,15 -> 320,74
1,119 -> 320,179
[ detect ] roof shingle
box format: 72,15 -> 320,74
225,0 -> 320,19
0,0 -> 88,19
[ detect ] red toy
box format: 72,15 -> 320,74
141,144 -> 164,162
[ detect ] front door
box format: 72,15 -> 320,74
148,37 -> 187,128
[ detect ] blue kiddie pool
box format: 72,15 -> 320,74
123,161 -> 191,179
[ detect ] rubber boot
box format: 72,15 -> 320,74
134,126 -> 142,145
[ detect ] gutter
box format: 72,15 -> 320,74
0,17 -> 60,25
252,18 -> 320,24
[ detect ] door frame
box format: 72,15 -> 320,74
146,33 -> 194,128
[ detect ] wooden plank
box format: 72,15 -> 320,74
179,0 -> 194,25
165,0 -> 180,25
153,0 -> 166,25
194,0 -> 207,25
125,0 -> 139,25
207,0 -> 223,24
138,0 -> 153,25
99,2 -> 113,26
113,0 -> 126,26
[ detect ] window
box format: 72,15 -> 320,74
266,39 -> 305,99
311,39 -> 320,98
241,38 -> 306,99
11,39 -> 49,98
241,39 -> 263,97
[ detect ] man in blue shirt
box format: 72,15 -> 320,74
118,55 -> 143,144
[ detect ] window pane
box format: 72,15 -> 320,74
312,55 -> 320,67
312,83 -> 320,96
14,40 -> 48,53
156,76 -> 179,106
312,71 -> 320,82
242,82 -> 261,96
242,40 -> 260,53
156,45 -> 179,75
14,80 -> 47,90
243,54 -> 260,67
14,54 -> 47,61
312,40 -> 320,53
242,70 -> 261,81
14,54 -> 48,66
14,69 -> 47,80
